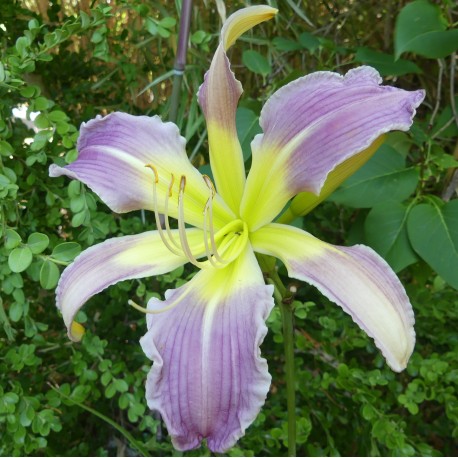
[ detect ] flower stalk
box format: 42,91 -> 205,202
280,297 -> 297,457
262,256 -> 297,456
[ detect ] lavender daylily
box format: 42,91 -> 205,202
49,6 -> 424,453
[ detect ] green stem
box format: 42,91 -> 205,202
260,256 -> 297,456
169,72 -> 183,124
280,298 -> 297,457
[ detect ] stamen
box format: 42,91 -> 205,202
203,196 -> 222,268
145,164 -> 183,257
164,174 -> 181,250
128,299 -> 177,315
202,174 -> 216,197
202,175 -> 228,266
177,175 -> 208,268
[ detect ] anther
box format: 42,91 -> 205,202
168,174 -> 175,197
145,163 -> 159,182
202,174 -> 216,197
180,175 -> 186,193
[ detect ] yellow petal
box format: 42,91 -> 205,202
221,6 -> 278,50
198,6 -> 277,214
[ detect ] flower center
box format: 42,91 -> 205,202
146,164 -> 248,270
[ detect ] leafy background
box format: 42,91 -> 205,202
1,0 -> 457,456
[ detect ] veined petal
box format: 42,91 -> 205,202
251,223 -> 415,372
277,135 -> 385,223
241,66 -> 425,230
49,112 -> 233,229
56,229 -> 204,341
140,245 -> 274,452
198,6 -> 277,214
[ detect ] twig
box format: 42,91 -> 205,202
450,52 -> 458,129
429,59 -> 445,130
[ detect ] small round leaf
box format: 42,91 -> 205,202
27,233 -> 49,254
8,247 -> 33,273
40,261 -> 60,290
51,242 -> 81,262
5,229 -> 22,250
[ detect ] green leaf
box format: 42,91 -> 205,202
236,107 -> 261,161
0,392 -> 19,414
33,96 -> 50,111
191,30 -> 206,44
27,232 -> 49,254
407,200 -> 458,289
394,0 -> 458,58
71,210 -> 87,227
298,32 -> 320,53
365,201 -> 418,272
242,50 -> 271,77
20,85 -> 40,98
48,110 -> 68,123
145,18 -> 157,36
158,17 -> 176,29
51,242 -> 81,262
70,195 -> 86,213
0,140 -> 14,156
5,229 -> 22,250
105,382 -> 117,398
9,301 -> 23,322
354,47 -> 421,76
329,145 -> 419,208
40,261 -> 60,290
8,247 -> 33,273
80,11 -> 90,28
67,180 -> 81,198
272,37 -> 303,52
114,379 -> 129,393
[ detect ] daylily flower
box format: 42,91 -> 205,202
49,5 -> 424,453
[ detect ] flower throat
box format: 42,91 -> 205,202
146,164 -> 248,270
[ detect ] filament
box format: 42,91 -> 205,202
146,164 -> 183,257
177,175 -> 207,268
128,299 -> 178,315
164,173 -> 181,250
202,175 -> 228,266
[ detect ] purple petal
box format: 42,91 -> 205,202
50,112 -> 233,228
251,223 -> 415,372
140,246 -> 274,452
198,6 -> 277,213
241,66 -> 425,230
57,229 -> 203,341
